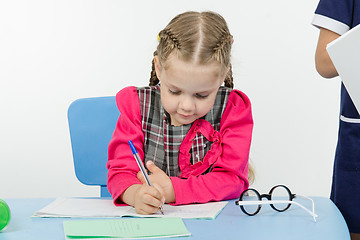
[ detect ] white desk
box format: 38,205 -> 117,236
0,197 -> 350,240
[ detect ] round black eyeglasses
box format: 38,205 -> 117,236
236,185 -> 296,216
235,185 -> 317,222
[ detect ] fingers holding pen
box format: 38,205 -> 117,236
134,184 -> 165,215
137,161 -> 175,204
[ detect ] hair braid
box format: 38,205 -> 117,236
160,29 -> 181,49
213,33 -> 234,89
149,29 -> 181,86
213,33 -> 232,53
213,33 -> 233,67
224,64 -> 234,89
149,53 -> 159,86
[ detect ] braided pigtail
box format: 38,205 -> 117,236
213,33 -> 233,89
213,34 -> 232,63
224,64 -> 234,89
159,29 -> 181,49
149,51 -> 159,86
149,29 -> 180,86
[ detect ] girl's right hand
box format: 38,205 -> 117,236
134,183 -> 165,214
121,184 -> 165,215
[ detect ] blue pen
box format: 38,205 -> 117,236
128,140 -> 164,215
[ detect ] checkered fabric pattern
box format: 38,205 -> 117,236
137,84 -> 231,177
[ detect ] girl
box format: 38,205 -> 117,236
313,1 -> 360,239
107,11 -> 253,215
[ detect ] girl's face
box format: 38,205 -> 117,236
155,52 -> 226,126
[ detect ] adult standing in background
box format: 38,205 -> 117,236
312,1 -> 360,239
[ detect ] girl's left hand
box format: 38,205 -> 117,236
137,161 -> 175,203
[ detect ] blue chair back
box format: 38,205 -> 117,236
67,96 -> 119,197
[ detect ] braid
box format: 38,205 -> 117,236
150,29 -> 181,86
214,33 -> 233,89
224,64 -> 234,89
159,29 -> 181,49
213,33 -> 232,60
213,33 -> 232,53
149,51 -> 159,86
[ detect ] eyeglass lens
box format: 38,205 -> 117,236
269,185 -> 292,212
240,189 -> 261,216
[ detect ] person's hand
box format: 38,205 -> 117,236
137,161 -> 176,203
133,183 -> 165,214
120,183 -> 165,215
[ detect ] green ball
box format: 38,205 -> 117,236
0,199 -> 10,232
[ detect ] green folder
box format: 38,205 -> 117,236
63,217 -> 191,239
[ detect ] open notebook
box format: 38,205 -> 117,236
32,198 -> 228,220
327,24 -> 360,114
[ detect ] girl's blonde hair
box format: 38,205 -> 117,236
149,11 -> 233,88
149,11 -> 255,184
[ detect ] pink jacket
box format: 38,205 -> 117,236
107,86 -> 253,205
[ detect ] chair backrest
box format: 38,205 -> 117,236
67,96 -> 119,197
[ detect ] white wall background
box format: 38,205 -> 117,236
0,0 -> 341,198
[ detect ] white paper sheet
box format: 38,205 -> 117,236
32,198 -> 228,219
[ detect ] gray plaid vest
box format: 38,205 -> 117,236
137,84 -> 231,177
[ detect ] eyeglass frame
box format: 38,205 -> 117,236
235,185 -> 318,222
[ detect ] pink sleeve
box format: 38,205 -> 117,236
170,90 -> 253,205
106,86 -> 144,205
